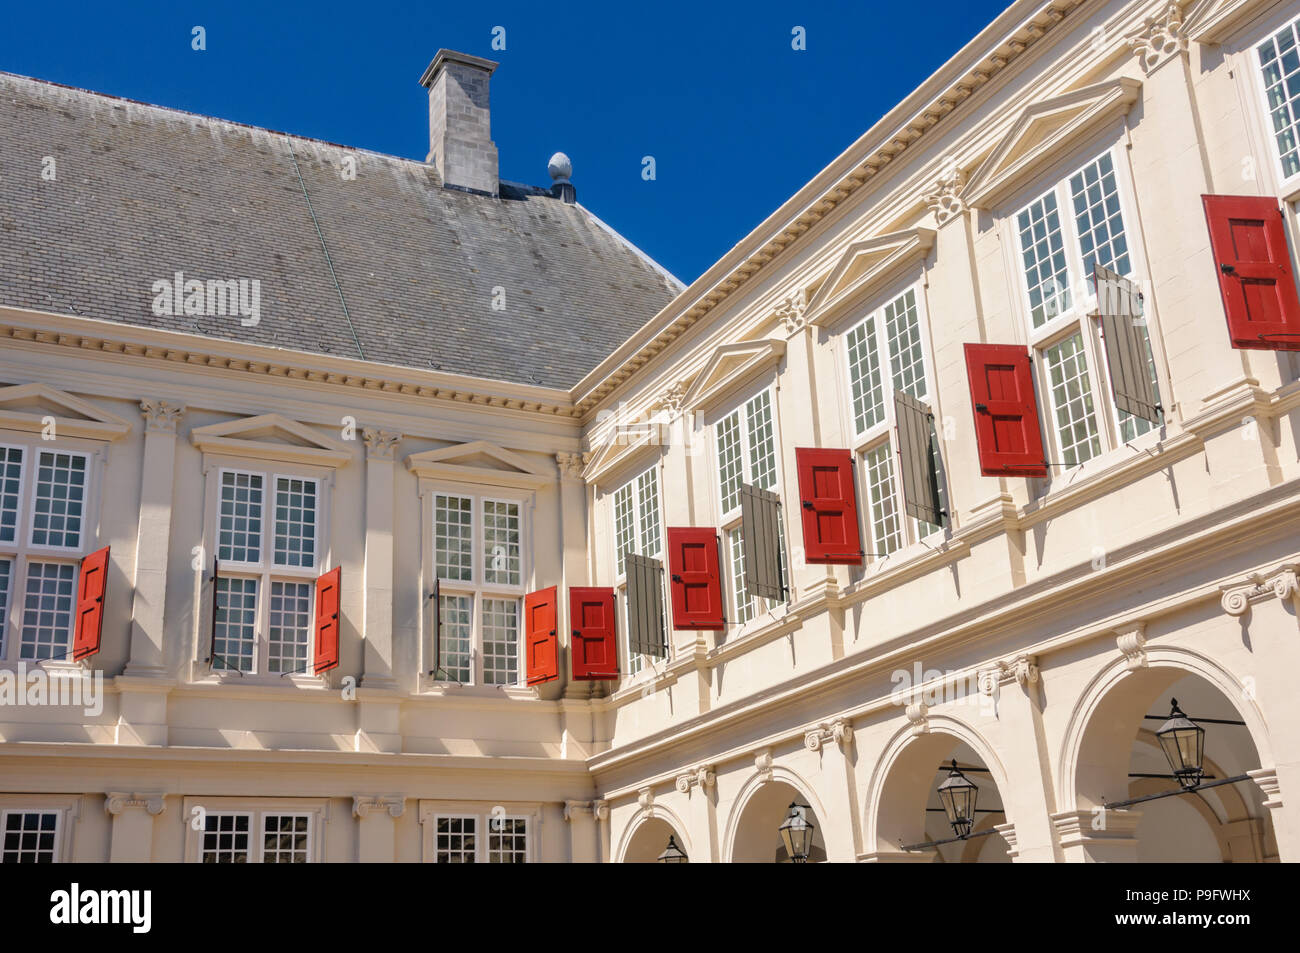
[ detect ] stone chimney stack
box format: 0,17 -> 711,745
419,49 -> 500,196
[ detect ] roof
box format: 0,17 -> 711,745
0,71 -> 683,388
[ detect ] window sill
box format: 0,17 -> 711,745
421,681 -> 538,701
191,670 -> 329,690
707,605 -> 802,666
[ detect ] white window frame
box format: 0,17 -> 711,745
417,801 -> 539,863
710,383 -> 789,629
182,797 -> 327,862
1249,10 -> 1300,195
426,488 -> 529,689
0,808 -> 63,863
0,437 -> 101,667
609,461 -> 668,678
839,282 -> 945,558
1006,145 -> 1168,477
198,458 -> 333,682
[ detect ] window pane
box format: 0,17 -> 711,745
847,316 -> 886,433
727,527 -> 752,626
1068,153 -> 1131,278
0,557 -> 10,657
20,561 -> 76,660
745,391 -> 778,492
262,814 -> 310,863
437,593 -> 473,683
273,477 -> 316,568
1044,332 -> 1102,467
636,468 -> 662,559
0,446 -> 22,545
218,471 -> 263,563
864,444 -> 904,556
434,495 -> 473,582
487,817 -> 528,863
1259,19 -> 1300,179
201,813 -> 251,863
213,576 -> 258,673
1018,190 -> 1072,327
482,500 -> 520,586
884,288 -> 927,400
716,410 -> 744,516
613,482 -> 635,577
30,451 -> 86,549
1,811 -> 58,863
267,580 -> 312,674
481,597 -> 519,685
435,816 -> 476,863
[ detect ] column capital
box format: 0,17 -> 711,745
353,795 -> 405,819
675,763 -> 717,794
105,792 -> 166,816
362,428 -> 401,460
139,399 -> 185,433
555,451 -> 589,480
923,164 -> 967,226
804,719 -> 853,752
1125,2 -> 1187,75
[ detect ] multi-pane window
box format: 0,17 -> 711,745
434,816 -> 477,862
1,811 -> 58,863
844,287 -> 942,557
431,813 -> 530,863
1259,17 -> 1300,180
1014,150 -> 1163,471
612,466 -> 665,675
488,817 -> 529,863
431,494 -> 526,686
715,391 -> 788,626
211,469 -> 323,676
198,811 -> 313,863
0,445 -> 94,663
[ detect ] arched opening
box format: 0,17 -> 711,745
621,816 -> 689,863
729,780 -> 828,863
873,731 -> 1011,863
1073,667 -> 1276,862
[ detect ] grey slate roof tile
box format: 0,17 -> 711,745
0,72 -> 682,388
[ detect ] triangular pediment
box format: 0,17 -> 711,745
584,424 -> 665,488
190,413 -> 352,466
680,338 -> 786,415
806,228 -> 936,326
405,440 -> 552,489
0,382 -> 131,440
1187,0 -> 1273,45
963,78 -> 1142,210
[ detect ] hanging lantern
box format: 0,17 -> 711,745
937,759 -> 979,838
656,835 -> 688,863
778,802 -> 815,863
1156,698 -> 1205,790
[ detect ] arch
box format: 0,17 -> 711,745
613,804 -> 692,864
1056,647 -> 1274,814
721,765 -> 831,864
863,713 -> 1015,857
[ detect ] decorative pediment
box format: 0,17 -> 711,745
583,424 -> 666,487
806,228 -> 936,327
679,338 -> 786,415
0,382 -> 130,440
1187,0 -> 1274,45
405,439 -> 553,490
190,412 -> 352,466
963,78 -> 1142,210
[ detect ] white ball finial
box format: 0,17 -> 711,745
548,152 -> 572,182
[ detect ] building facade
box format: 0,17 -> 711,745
2,0 -> 1299,862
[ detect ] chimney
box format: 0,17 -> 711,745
419,49 -> 500,195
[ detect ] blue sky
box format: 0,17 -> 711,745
1,0 -> 1008,283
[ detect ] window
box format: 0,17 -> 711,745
844,287 -> 944,558
198,811 -> 313,863
1,811 -> 59,863
430,813 -> 530,863
1258,16 -> 1300,181
612,465 -> 665,675
1013,150 -> 1163,470
432,494 -> 525,686
211,469 -> 324,675
714,390 -> 788,626
0,445 -> 95,663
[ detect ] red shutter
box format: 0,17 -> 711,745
569,586 -> 617,681
666,527 -> 725,629
794,449 -> 863,564
964,343 -> 1047,478
313,566 -> 341,675
1203,194 -> 1300,350
524,586 -> 559,685
72,546 -> 109,661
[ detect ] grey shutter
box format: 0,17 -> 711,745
206,556 -> 220,668
894,391 -> 945,526
1095,264 -> 1161,424
428,577 -> 441,677
626,552 -> 667,658
740,483 -> 784,601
